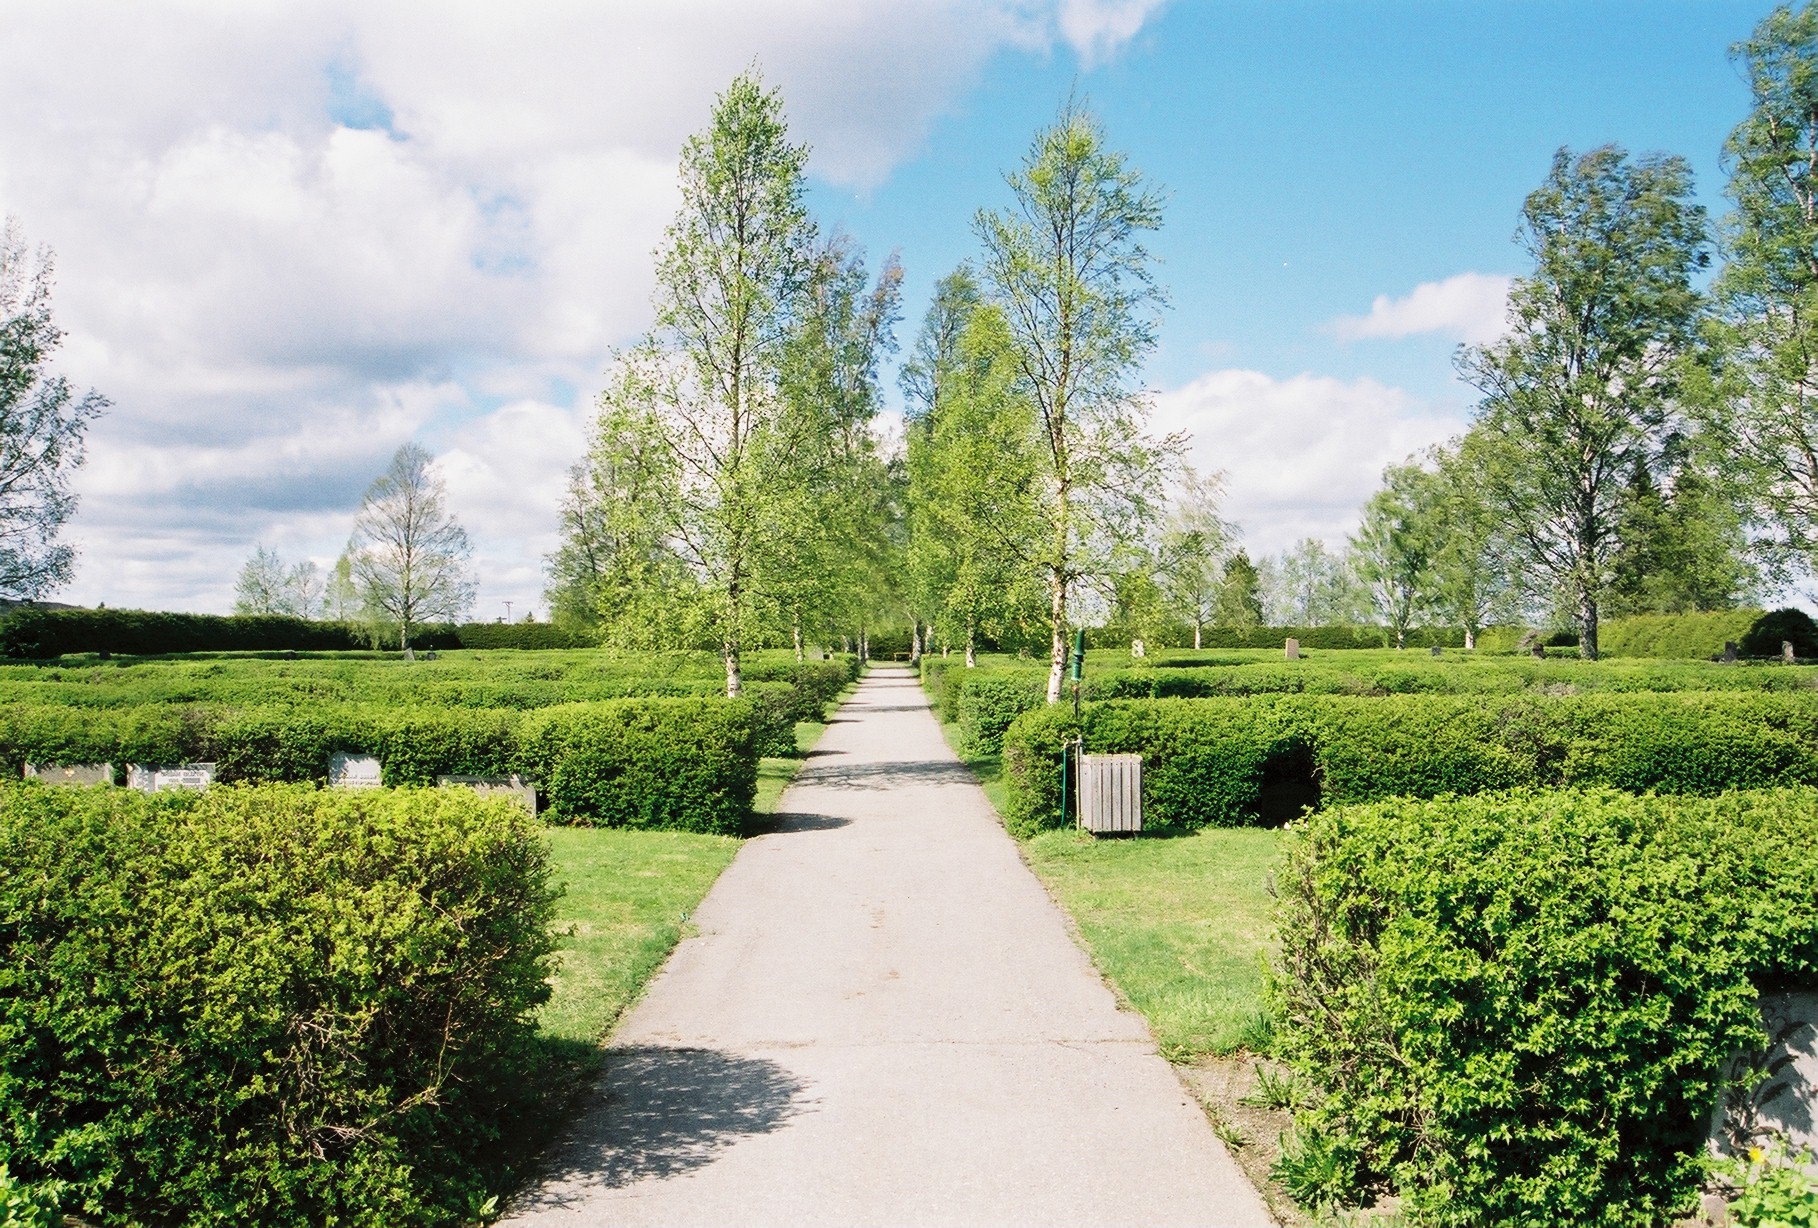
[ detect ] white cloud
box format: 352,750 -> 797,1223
1057,0 -> 1170,66
1331,272 -> 1513,346
0,1 -> 1163,613
1153,369 -> 1468,558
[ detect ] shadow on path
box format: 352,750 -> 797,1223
511,1047 -> 812,1211
797,758 -> 975,791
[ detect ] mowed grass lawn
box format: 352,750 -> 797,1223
1022,826 -> 1287,1062
537,826 -> 740,1048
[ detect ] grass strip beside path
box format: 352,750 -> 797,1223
1022,827 -> 1285,1061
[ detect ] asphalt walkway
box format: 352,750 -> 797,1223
503,665 -> 1272,1227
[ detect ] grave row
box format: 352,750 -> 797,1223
20,755 -> 537,813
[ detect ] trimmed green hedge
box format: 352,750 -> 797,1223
0,608 -> 368,658
0,698 -> 765,834
1001,693 -> 1818,836
1269,787 -> 1818,1226
1598,609 -> 1762,659
0,781 -> 559,1226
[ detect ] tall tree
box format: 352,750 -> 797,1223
1426,444 -> 1518,649
0,219 -> 107,599
1603,448 -> 1758,616
1270,538 -> 1357,626
591,70 -> 816,697
1215,548 -> 1265,629
976,102 -> 1176,703
348,443 -> 475,649
1153,468 -> 1232,649
233,546 -> 290,615
1348,461 -> 1439,650
904,299 -> 1042,666
1458,145 -> 1708,658
1709,2 -> 1818,574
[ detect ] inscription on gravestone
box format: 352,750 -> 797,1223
24,762 -> 113,786
1284,638 -> 1299,661
437,774 -> 537,815
127,763 -> 216,793
329,753 -> 382,790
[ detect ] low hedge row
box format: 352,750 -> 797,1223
1001,692 -> 1818,836
0,697 -> 766,834
0,781 -> 560,1226
930,655 -> 1818,762
1269,786 -> 1818,1225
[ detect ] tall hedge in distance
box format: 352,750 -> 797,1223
1270,787 -> 1818,1225
1597,609 -> 1761,659
0,782 -> 560,1227
0,607 -> 368,658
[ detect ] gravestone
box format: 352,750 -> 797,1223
329,753 -> 382,790
25,762 -> 112,786
437,774 -> 537,815
1531,642 -> 1546,660
1710,990 -> 1818,1167
403,647 -> 416,662
1430,645 -> 1443,657
1787,640 -> 1798,665
1725,641 -> 1739,663
424,650 -> 439,661
127,763 -> 215,793
1130,638 -> 1145,659
1284,638 -> 1300,661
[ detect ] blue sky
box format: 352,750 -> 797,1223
0,0 -> 1790,615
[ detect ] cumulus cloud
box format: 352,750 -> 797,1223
0,1 -> 1162,613
1153,369 -> 1468,558
1330,272 -> 1513,346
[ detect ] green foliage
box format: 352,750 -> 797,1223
1743,607 -> 1818,658
1457,143 -> 1710,656
1709,0 -> 1818,570
1598,608 -> 1763,658
0,1166 -> 61,1228
954,669 -> 1048,754
0,607 -> 368,657
1713,1142 -> 1818,1228
0,781 -> 560,1227
1268,787 -> 1818,1226
0,695 -> 766,832
1000,691 -> 1818,834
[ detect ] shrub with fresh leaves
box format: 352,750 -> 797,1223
1268,787 -> 1818,1226
0,781 -> 560,1227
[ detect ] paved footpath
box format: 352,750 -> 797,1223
504,666 -> 1272,1227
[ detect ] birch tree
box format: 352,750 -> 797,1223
592,70 -> 816,696
348,444 -> 475,648
976,103 -> 1176,703
1458,145 -> 1707,659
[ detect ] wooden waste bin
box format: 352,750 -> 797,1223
1078,753 -> 1142,833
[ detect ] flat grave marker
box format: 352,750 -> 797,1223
329,753 -> 383,790
24,762 -> 113,786
437,774 -> 537,814
127,763 -> 216,793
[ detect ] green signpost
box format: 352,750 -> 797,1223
1062,629 -> 1085,827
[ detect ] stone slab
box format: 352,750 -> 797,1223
437,774 -> 536,814
330,753 -> 383,789
24,762 -> 113,786
126,763 -> 215,793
